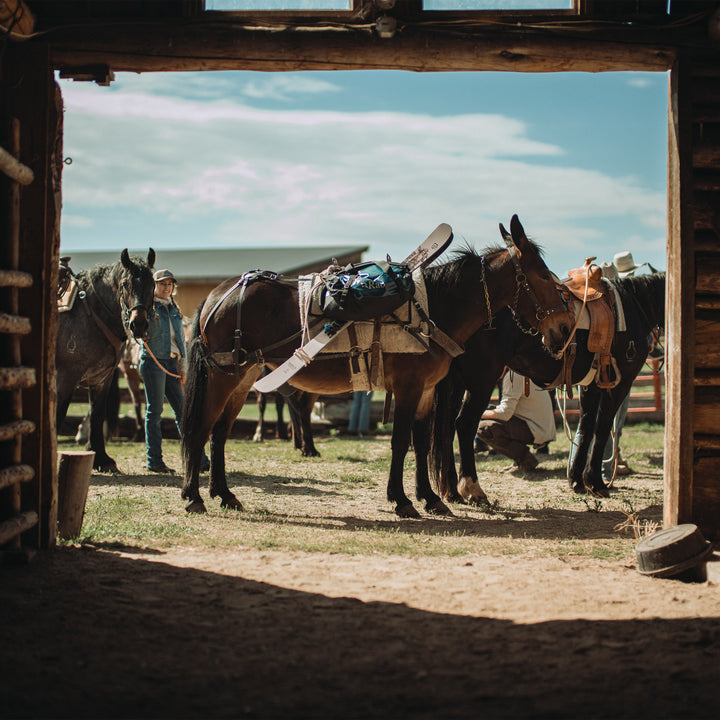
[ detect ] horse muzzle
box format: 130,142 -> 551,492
128,308 -> 150,339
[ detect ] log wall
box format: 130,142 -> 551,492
666,54 -> 720,539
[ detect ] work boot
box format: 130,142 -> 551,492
517,452 -> 539,472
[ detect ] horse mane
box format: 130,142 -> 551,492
612,271 -> 666,333
422,237 -> 544,304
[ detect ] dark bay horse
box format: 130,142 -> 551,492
430,271 -> 665,501
180,215 -> 574,517
56,250 -> 156,471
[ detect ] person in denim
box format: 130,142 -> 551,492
348,390 -> 374,436
140,269 -> 208,473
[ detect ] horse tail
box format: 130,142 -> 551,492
181,302 -> 209,468
428,364 -> 464,498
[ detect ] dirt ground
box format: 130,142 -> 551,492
2,435 -> 720,719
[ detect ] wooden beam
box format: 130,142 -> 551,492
665,56 -> 696,529
46,22 -> 676,74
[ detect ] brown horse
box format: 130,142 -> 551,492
180,216 -> 574,517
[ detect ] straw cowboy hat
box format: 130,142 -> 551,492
600,261 -> 619,281
613,251 -> 642,278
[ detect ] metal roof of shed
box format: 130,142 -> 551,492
60,245 -> 369,282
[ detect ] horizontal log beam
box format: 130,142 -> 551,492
0,419 -> 36,442
46,22 -> 676,74
0,366 -> 36,390
0,464 -> 35,491
0,510 -> 38,546
0,269 -> 33,288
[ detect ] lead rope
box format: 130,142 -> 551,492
140,339 -> 184,389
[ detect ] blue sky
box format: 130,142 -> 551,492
58,68 -> 668,277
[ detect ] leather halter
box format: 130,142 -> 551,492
500,236 -> 570,336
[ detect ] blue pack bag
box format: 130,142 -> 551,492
318,261 -> 415,322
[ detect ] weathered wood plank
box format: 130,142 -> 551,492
696,258 -> 720,294
692,457 -> 720,539
694,312 -> 720,369
694,386 -> 720,434
48,23 -> 676,74
665,56 -> 696,529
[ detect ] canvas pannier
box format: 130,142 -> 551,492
315,260 -> 415,323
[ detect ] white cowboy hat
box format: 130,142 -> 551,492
613,251 -> 642,277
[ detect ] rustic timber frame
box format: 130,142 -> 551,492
1,0 -> 719,557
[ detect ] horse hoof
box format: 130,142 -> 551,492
95,463 -> 119,474
425,500 -> 454,517
185,500 -> 207,514
220,496 -> 244,511
585,482 -> 610,498
571,481 -> 586,494
395,502 -> 421,519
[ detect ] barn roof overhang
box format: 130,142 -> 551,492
11,1 -> 720,79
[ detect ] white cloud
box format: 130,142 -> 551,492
59,75 -> 666,274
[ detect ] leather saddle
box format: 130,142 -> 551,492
563,257 -> 619,389
58,256 -> 78,312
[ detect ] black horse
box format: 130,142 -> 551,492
56,250 -> 156,471
430,271 -> 665,501
180,215 -> 574,517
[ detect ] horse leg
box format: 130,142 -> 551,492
87,379 -> 118,472
291,392 -> 320,457
253,393 -> 267,443
454,385 -> 495,506
182,371 -> 253,513
208,383 -> 256,510
387,387 -> 423,518
567,385 -> 599,493
275,394 -> 289,440
122,363 -> 145,442
413,392 -> 453,516
105,369 -> 121,441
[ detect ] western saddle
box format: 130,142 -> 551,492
562,256 -> 619,389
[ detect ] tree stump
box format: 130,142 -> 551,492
57,450 -> 95,540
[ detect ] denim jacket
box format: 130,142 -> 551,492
142,299 -> 185,360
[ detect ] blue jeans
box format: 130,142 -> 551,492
139,356 -> 185,469
568,391 -> 631,482
602,392 -> 630,480
348,391 -> 374,433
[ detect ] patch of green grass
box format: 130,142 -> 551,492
71,422 -> 665,562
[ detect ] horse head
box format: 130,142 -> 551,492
499,215 -> 574,356
119,248 -> 156,339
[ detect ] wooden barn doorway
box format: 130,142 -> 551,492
2,3 -> 720,555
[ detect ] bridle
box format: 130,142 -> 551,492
499,236 -> 571,339
118,270 -> 154,333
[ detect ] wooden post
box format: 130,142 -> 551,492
56,451 -> 94,540
665,56 -> 696,530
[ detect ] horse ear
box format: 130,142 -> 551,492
121,249 -> 131,268
498,223 -> 512,243
509,214 -> 528,253
148,248 -> 156,269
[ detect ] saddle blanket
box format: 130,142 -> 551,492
298,268 -> 430,355
572,283 -> 626,333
